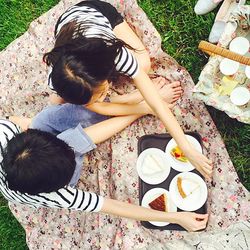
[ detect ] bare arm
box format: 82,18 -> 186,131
85,101 -> 153,116
110,90 -> 143,104
133,70 -> 212,180
83,114 -> 142,144
101,198 -> 208,232
114,21 -> 151,73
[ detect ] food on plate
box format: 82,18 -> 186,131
170,146 -> 188,162
142,154 -> 164,176
148,193 -> 168,212
177,177 -> 187,198
177,177 -> 200,199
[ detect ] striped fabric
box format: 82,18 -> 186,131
48,4 -> 139,89
0,119 -> 103,212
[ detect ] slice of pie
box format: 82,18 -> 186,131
177,177 -> 200,199
177,177 -> 187,198
142,154 -> 164,176
170,146 -> 188,163
148,193 -> 168,212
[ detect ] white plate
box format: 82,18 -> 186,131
219,58 -> 239,75
165,135 -> 202,172
169,172 -> 207,211
229,37 -> 249,55
230,87 -> 250,106
136,148 -> 171,185
141,188 -> 177,226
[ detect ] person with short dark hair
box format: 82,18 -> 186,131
0,105 -> 208,231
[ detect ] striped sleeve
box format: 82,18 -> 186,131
114,47 -> 139,78
0,176 -> 104,212
0,119 -> 20,162
36,186 -> 104,212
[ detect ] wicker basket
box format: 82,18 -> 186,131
198,40 -> 250,66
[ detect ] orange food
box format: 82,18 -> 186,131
177,177 -> 187,198
149,193 -> 167,212
170,146 -> 188,162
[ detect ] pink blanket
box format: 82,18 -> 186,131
0,1 -> 249,249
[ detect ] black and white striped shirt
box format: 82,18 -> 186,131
48,3 -> 139,89
0,119 -> 103,212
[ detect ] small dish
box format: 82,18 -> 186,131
245,66 -> 250,79
219,58 -> 239,76
136,148 -> 171,185
141,188 -> 177,226
230,87 -> 250,106
169,172 -> 208,211
165,135 -> 202,172
229,37 -> 249,55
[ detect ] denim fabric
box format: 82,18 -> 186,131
31,104 -> 107,187
31,103 -> 107,135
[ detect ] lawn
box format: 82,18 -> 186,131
0,0 -> 249,249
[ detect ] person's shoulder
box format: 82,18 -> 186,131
0,119 -> 20,147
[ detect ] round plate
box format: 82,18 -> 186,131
165,135 -> 202,172
229,37 -> 249,55
219,58 -> 239,75
136,148 -> 171,185
141,188 -> 177,226
230,87 -> 250,106
169,172 -> 207,211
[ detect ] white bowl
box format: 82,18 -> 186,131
229,37 -> 249,55
219,58 -> 239,76
245,66 -> 250,79
230,87 -> 250,106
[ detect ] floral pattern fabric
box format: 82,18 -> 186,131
0,0 -> 249,249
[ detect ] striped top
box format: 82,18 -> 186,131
0,119 -> 104,212
48,3 -> 139,89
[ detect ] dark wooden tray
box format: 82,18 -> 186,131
138,132 -> 207,231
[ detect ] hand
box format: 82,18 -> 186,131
49,93 -> 65,105
9,116 -> 32,131
184,147 -> 213,181
175,212 -> 208,232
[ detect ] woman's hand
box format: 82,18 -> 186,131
175,212 -> 208,232
184,147 -> 213,180
49,93 -> 65,105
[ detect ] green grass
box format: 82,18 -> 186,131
138,0 -> 250,191
0,0 -> 249,249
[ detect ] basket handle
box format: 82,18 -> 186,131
198,40 -> 250,66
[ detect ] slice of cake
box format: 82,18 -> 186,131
142,154 -> 164,176
177,177 -> 200,199
177,177 -> 187,198
148,193 -> 168,212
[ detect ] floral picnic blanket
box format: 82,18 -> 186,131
0,0 -> 249,249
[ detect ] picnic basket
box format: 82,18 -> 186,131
198,40 -> 250,66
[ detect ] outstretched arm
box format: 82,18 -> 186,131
83,114 -> 142,144
133,70 -> 213,180
101,198 -> 208,232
